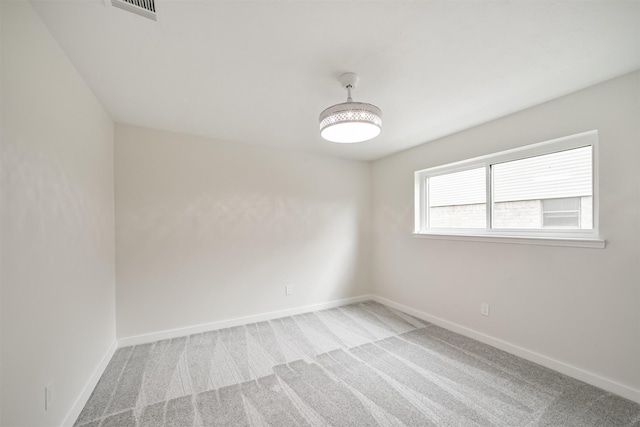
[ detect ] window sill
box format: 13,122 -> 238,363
412,232 -> 606,249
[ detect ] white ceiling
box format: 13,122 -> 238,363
31,0 -> 640,161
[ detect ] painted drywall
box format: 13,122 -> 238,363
1,2 -> 116,426
372,71 -> 640,395
115,124 -> 370,338
0,2 -> 3,423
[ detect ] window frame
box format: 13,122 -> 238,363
414,130 -> 604,248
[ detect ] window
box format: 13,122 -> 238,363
414,131 -> 602,247
428,167 -> 486,228
542,197 -> 581,228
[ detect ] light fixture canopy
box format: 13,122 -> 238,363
319,73 -> 382,143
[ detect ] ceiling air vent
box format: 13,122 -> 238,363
112,0 -> 156,21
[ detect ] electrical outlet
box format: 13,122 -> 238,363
285,286 -> 293,296
481,302 -> 490,316
45,382 -> 54,411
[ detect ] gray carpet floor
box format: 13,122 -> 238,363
75,301 -> 640,426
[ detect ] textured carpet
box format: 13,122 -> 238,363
75,301 -> 640,426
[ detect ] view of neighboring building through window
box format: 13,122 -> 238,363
428,167 -> 486,228
415,131 -> 597,238
492,146 -> 592,229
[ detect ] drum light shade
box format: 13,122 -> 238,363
319,73 -> 382,143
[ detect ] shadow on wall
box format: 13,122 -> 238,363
116,190 -> 369,320
4,143 -> 113,256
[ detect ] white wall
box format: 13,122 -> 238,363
1,2 -> 116,426
115,124 -> 370,339
372,71 -> 640,396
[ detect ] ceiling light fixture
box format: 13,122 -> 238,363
319,73 -> 382,143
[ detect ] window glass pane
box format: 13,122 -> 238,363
543,197 -> 580,211
542,197 -> 580,228
428,167 -> 485,228
492,146 -> 592,229
543,211 -> 580,228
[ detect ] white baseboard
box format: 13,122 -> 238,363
62,339 -> 118,427
372,295 -> 640,404
118,294 -> 373,347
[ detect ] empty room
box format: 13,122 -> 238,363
1,0 -> 639,426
